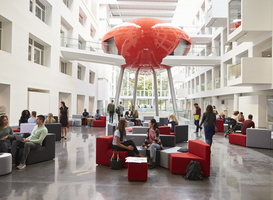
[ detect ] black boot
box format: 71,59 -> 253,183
149,162 -> 156,169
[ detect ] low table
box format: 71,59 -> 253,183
0,153 -> 12,175
127,158 -> 148,181
160,147 -> 182,169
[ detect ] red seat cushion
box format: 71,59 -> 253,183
13,129 -> 20,133
126,128 -> 132,132
170,132 -> 176,136
229,133 -> 246,146
93,116 -> 106,127
128,162 -> 148,181
216,119 -> 224,132
158,126 -> 171,135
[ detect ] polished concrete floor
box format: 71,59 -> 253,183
1,124 -> 273,200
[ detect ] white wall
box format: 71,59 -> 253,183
28,91 -> 50,115
0,84 -> 10,117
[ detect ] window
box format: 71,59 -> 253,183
63,0 -> 69,8
79,14 -> 83,25
78,40 -> 82,49
77,66 -> 81,79
0,21 -> 2,50
61,62 -> 67,74
89,71 -> 95,84
29,38 -> 44,65
30,0 -> 45,22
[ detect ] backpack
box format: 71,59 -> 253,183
115,107 -> 120,114
184,160 -> 203,180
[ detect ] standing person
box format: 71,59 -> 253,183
0,115 -> 15,153
28,111 -> 37,123
241,114 -> 255,135
199,105 -> 217,146
19,110 -> 30,126
58,101 -> 69,139
11,115 -> 48,169
107,100 -> 115,123
193,103 -> 202,133
117,101 -> 124,121
168,114 -> 178,132
141,119 -> 164,169
130,101 -> 135,112
213,106 -> 218,118
112,119 -> 144,157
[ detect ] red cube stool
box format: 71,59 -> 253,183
127,162 -> 148,181
229,133 -> 246,146
13,129 -> 20,133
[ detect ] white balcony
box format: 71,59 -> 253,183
205,0 -> 228,28
228,57 -> 272,86
228,0 -> 272,42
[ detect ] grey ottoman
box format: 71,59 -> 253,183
108,123 -> 117,136
143,122 -> 149,127
160,147 -> 181,169
0,153 -> 12,175
127,122 -> 134,127
69,119 -> 74,127
74,119 -> 81,127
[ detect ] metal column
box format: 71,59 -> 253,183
115,68 -> 125,108
153,72 -> 159,116
133,71 -> 139,107
167,68 -> 178,117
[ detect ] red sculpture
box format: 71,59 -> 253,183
102,18 -> 191,74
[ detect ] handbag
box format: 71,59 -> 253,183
109,151 -> 123,170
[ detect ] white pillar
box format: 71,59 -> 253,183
167,68 -> 178,117
234,93 -> 239,111
204,71 -> 208,91
199,98 -> 204,114
114,68 -> 124,108
153,73 -> 159,116
133,71 -> 139,107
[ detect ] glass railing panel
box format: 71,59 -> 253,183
215,77 -> 221,89
229,0 -> 242,34
201,83 -> 205,91
207,81 -> 212,90
228,62 -> 241,80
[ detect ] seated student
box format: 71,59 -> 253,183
168,114 -> 178,132
11,115 -> 48,169
124,111 -> 131,121
241,114 -> 255,135
219,112 -> 225,120
28,111 -> 37,123
112,118 -> 143,157
238,112 -> 244,122
131,110 -> 142,126
45,113 -> 56,124
0,115 -> 15,153
19,110 -> 30,126
141,119 -> 164,169
82,109 -> 89,125
231,111 -> 242,124
87,109 -> 100,126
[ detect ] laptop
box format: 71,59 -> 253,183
15,135 -> 24,142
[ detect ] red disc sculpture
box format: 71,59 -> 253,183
102,18 -> 191,74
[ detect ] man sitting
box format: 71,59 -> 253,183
241,114 -> 255,135
87,109 -> 101,126
11,115 -> 48,169
82,108 -> 89,125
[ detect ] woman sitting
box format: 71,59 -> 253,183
219,112 -> 225,120
124,111 -> 131,121
112,119 -> 143,157
131,110 -> 142,126
45,113 -> 56,124
238,112 -> 244,122
141,119 -> 164,169
231,111 -> 243,124
168,114 -> 178,132
0,115 -> 15,152
19,110 -> 30,126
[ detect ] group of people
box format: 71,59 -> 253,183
193,103 -> 255,146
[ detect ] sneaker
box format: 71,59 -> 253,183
17,163 -> 26,170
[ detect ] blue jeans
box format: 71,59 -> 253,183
150,143 -> 161,162
109,112 -> 114,123
205,134 -> 213,146
194,119 -> 200,132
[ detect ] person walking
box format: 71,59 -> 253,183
199,105 -> 217,146
193,103 -> 202,133
107,100 -> 115,123
117,101 -> 124,121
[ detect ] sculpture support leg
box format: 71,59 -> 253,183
153,73 -> 159,116
115,68 -> 124,108
133,71 -> 139,107
167,68 -> 178,118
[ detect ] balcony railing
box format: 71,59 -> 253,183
228,62 -> 241,80
201,83 -> 205,91
120,90 -> 169,97
207,81 -> 212,90
215,77 -> 221,89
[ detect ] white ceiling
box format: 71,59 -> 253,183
100,0 -> 202,27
